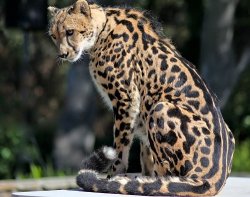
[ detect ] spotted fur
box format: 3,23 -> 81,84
48,0 -> 235,196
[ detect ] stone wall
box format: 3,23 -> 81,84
0,176 -> 76,197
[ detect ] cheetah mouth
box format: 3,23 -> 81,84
67,50 -> 83,62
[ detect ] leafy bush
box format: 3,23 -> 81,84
232,140 -> 250,172
0,121 -> 40,179
0,119 -> 69,179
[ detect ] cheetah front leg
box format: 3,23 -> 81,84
108,85 -> 140,177
140,142 -> 154,176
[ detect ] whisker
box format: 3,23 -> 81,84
56,57 -> 63,66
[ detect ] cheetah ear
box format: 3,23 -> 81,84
48,6 -> 59,17
73,0 -> 91,17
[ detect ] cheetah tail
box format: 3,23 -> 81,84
76,170 -> 213,196
77,147 -> 213,196
80,146 -> 117,173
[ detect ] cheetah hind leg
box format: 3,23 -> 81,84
76,103 -> 217,196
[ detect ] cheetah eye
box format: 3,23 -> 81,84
68,7 -> 74,14
66,29 -> 74,36
50,34 -> 56,40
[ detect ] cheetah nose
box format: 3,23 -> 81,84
58,52 -> 69,59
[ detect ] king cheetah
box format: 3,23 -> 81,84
48,0 -> 235,196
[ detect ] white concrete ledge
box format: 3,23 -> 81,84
12,177 -> 250,197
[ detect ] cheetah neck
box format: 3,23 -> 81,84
88,4 -> 107,49
90,8 -> 126,54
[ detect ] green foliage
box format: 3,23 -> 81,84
223,67 -> 250,141
223,68 -> 250,173
0,119 -> 69,179
0,3 -> 68,179
16,163 -> 67,179
30,164 -> 43,179
0,121 -> 40,179
232,140 -> 250,172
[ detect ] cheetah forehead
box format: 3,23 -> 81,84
48,0 -> 94,31
49,9 -> 90,30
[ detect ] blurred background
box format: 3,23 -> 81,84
0,0 -> 250,190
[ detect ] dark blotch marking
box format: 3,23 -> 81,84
114,160 -> 121,165
118,152 -> 123,159
127,32 -> 138,52
187,100 -> 200,110
76,171 -> 108,192
164,87 -> 173,93
193,115 -> 201,121
201,105 -> 209,115
148,133 -> 157,155
109,93 -> 116,101
137,21 -> 156,50
158,54 -> 167,59
192,126 -> 201,136
170,57 -> 177,62
114,90 -> 122,100
114,18 -> 134,32
200,157 -> 209,167
106,10 -> 121,17
157,117 -> 164,129
167,121 -> 175,130
149,117 -> 154,130
160,60 -> 168,71
203,118 -> 211,129
168,107 -> 195,154
148,70 -> 156,78
191,174 -> 198,179
114,128 -> 119,137
97,71 -> 107,78
171,65 -> 181,73
110,31 -> 130,43
155,103 -> 164,112
205,138 -> 212,146
146,57 -> 153,66
195,167 -> 202,172
180,160 -> 193,176
120,122 -> 130,131
108,181 -> 121,193
152,46 -> 158,54
120,136 -> 130,146
193,152 -> 198,165
201,147 -> 210,155
168,180 -> 211,194
145,100 -> 152,111
165,95 -> 181,104
124,180 -> 140,195
175,72 -> 187,88
202,127 -> 210,135
176,149 -> 183,160
142,179 -> 162,195
167,76 -> 175,84
117,70 -> 125,79
156,130 -> 177,146
182,85 -> 200,98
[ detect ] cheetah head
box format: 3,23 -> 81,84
48,0 -> 100,62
